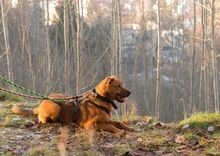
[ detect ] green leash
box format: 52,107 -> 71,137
0,75 -> 49,98
0,75 -> 65,102
0,75 -> 84,103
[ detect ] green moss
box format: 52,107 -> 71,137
28,145 -> 58,156
138,131 -> 167,147
179,112 -> 220,130
212,132 -> 220,139
0,152 -> 18,156
183,132 -> 200,141
113,144 -> 132,155
0,103 -> 26,127
0,91 -> 24,102
2,115 -> 26,126
205,147 -> 220,156
78,149 -> 104,156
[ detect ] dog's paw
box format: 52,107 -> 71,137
127,127 -> 137,132
132,128 -> 141,133
115,130 -> 127,137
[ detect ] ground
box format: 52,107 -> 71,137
0,97 -> 220,155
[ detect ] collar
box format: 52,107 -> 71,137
92,89 -> 118,110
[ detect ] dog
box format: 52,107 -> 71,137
12,76 -> 135,135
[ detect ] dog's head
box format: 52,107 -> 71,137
95,76 -> 131,103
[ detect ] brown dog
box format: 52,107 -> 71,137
12,76 -> 134,135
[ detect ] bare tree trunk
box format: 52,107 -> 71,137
0,0 -> 13,81
210,0 -> 219,112
112,0 -> 124,115
76,0 -> 82,94
204,0 -> 209,112
64,0 -> 70,94
155,0 -> 161,120
200,0 -> 208,112
117,0 -> 122,78
111,0 -> 117,75
45,0 -> 51,92
190,0 -> 196,113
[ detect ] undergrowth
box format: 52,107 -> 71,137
179,112 -> 220,130
0,91 -> 24,102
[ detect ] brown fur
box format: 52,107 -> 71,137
12,76 -> 134,135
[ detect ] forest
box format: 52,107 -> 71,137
1,0 -> 220,155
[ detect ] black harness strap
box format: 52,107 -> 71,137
88,100 -> 110,115
92,89 -> 118,110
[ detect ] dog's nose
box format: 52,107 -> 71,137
127,90 -> 131,96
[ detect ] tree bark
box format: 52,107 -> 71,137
190,0 -> 196,113
45,0 -> 51,92
155,0 -> 161,120
210,0 -> 219,112
76,0 -> 82,94
0,0 -> 13,81
64,0 -> 70,94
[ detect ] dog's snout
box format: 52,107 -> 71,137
126,90 -> 131,96
122,89 -> 131,97
128,90 -> 131,96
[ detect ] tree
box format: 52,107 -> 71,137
76,0 -> 83,94
64,0 -> 70,94
45,0 -> 51,93
210,0 -> 219,112
155,0 -> 161,120
111,0 -> 124,115
0,0 -> 13,81
190,0 -> 196,113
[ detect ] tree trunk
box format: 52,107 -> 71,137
190,0 -> 196,113
45,0 -> 51,93
0,0 -> 13,81
112,0 -> 124,115
155,0 -> 161,120
210,0 -> 219,112
64,0 -> 70,94
76,0 -> 82,94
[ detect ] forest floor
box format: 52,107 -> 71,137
0,98 -> 220,155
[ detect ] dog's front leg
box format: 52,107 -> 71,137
107,121 -> 135,132
96,123 -> 126,137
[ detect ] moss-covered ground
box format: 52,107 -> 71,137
0,99 -> 220,155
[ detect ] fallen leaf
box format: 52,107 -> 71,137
175,135 -> 185,144
137,137 -> 143,142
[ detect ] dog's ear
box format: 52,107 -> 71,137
105,77 -> 114,86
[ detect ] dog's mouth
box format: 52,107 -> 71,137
115,94 -> 127,103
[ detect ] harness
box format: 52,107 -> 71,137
88,100 -> 110,115
70,89 -> 117,116
58,89 -> 117,123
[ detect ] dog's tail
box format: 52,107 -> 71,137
11,105 -> 38,116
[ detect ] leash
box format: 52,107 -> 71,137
0,87 -> 84,102
0,75 -> 84,102
0,75 -> 49,98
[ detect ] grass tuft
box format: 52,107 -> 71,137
205,146 -> 220,156
183,132 -> 200,141
113,144 -> 132,155
179,112 -> 220,130
28,145 -> 58,156
0,91 -> 24,102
